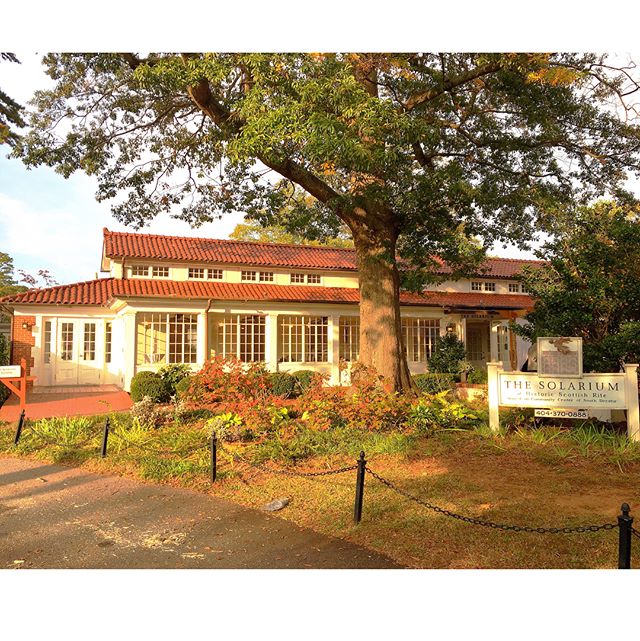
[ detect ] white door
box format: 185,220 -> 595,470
54,319 -> 102,385
466,322 -> 490,370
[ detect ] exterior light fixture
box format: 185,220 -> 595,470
446,322 -> 456,334
21,321 -> 31,330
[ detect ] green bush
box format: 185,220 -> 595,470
466,368 -> 488,384
427,334 -> 468,374
174,375 -> 194,398
130,371 -> 172,403
269,372 -> 297,398
413,373 -> 458,394
291,370 -> 317,394
158,364 -> 192,393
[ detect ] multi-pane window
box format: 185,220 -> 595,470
241,270 -> 257,282
152,266 -> 169,278
136,313 -> 198,365
259,271 -> 274,282
188,267 -> 206,279
483,282 -> 496,292
105,322 -> 112,364
520,282 -> 530,294
209,268 -> 223,280
402,318 -> 440,362
471,281 -> 482,291
43,321 -> 52,364
83,323 -> 96,360
508,283 -> 520,293
290,273 -> 321,285
339,316 -> 360,362
279,316 -> 328,363
215,314 -> 265,362
61,322 -> 74,361
188,267 -> 224,280
169,314 -> 198,364
131,265 -> 150,277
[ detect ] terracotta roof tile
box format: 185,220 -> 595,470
102,228 -> 545,278
0,278 -> 533,310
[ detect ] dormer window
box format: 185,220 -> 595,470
290,273 -> 321,285
241,270 -> 257,282
509,283 -> 520,293
152,266 -> 169,278
259,271 -> 274,282
471,281 -> 482,291
131,265 -> 150,278
188,268 -> 206,279
209,269 -> 223,280
483,282 -> 496,292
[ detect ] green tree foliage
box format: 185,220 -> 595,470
514,201 -> 640,371
427,333 -> 468,373
0,251 -> 26,297
0,53 -> 26,146
12,53 -> 640,390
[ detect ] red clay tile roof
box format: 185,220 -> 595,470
102,228 -> 545,278
0,278 -> 533,310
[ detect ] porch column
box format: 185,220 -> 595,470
197,310 -> 207,366
489,321 -> 500,364
328,314 -> 340,384
122,311 -> 137,392
265,313 -> 279,372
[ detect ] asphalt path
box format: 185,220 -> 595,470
0,456 -> 401,569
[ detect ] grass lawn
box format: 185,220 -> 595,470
1,414 -> 639,569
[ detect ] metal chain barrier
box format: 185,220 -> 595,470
24,424 -> 104,448
221,443 -> 358,478
365,466 -> 618,534
631,527 -> 640,540
109,429 -> 207,457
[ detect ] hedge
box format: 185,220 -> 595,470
130,371 -> 173,403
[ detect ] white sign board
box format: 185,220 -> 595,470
537,337 -> 583,377
499,372 -> 627,409
534,409 -> 588,419
0,365 -> 21,378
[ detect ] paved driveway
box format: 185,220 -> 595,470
0,457 -> 401,569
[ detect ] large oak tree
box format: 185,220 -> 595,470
13,53 -> 640,390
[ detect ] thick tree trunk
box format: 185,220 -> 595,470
349,214 -> 414,393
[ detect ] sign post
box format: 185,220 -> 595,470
0,358 -> 35,413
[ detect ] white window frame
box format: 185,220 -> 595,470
508,283 -> 520,293
339,316 -> 360,362
259,271 -> 274,282
188,267 -> 206,279
131,265 -> 151,278
402,318 -> 440,363
241,270 -> 257,282
137,312 -> 198,365
471,281 -> 482,291
215,314 -> 266,362
209,268 -> 224,280
279,315 -> 328,363
483,282 -> 496,292
152,265 -> 170,279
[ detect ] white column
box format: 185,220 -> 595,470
487,361 -> 503,433
122,312 -> 137,392
489,321 -> 499,364
625,364 -> 639,441
265,313 -> 279,372
197,310 -> 208,367
328,314 -> 340,384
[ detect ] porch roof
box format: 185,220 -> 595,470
0,277 -> 533,310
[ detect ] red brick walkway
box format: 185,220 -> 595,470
0,386 -> 132,421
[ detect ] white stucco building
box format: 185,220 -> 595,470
0,228 -> 538,390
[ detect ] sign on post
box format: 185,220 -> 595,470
487,336 -> 640,441
0,365 -> 21,378
0,358 -> 35,412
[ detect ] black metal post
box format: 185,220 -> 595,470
618,503 -> 633,569
13,409 -> 25,445
353,450 -> 366,524
210,434 -> 217,484
100,417 -> 110,458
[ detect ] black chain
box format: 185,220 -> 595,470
109,430 -> 207,457
223,445 -> 358,478
631,527 -> 640,540
365,467 -> 618,534
25,424 -> 104,448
